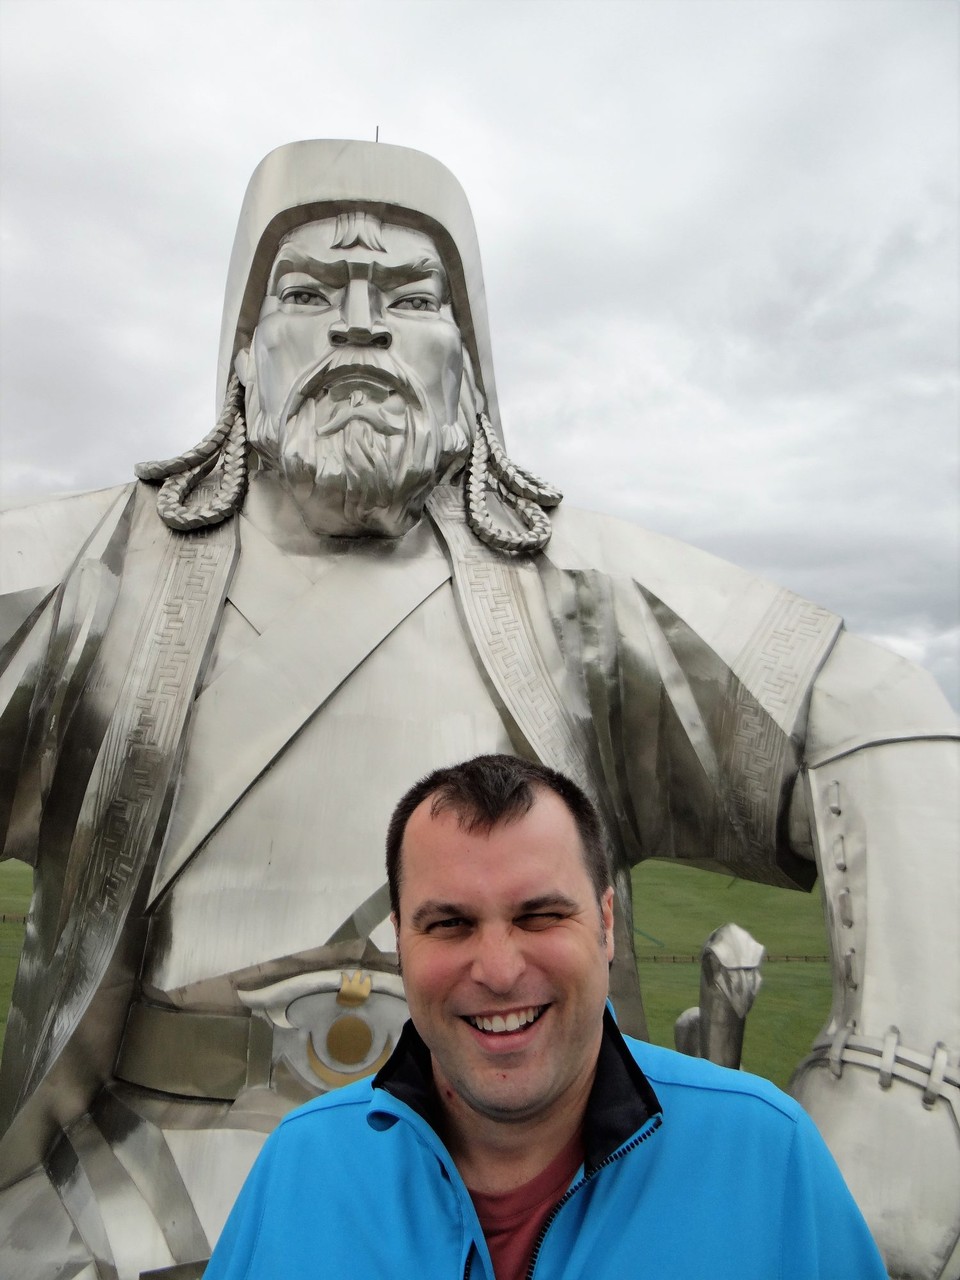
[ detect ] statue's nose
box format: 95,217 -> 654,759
329,278 -> 391,348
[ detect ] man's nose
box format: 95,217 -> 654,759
469,926 -> 526,994
329,278 -> 391,348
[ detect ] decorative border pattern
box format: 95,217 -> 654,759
23,500 -> 237,1104
428,488 -> 597,802
716,592 -> 839,875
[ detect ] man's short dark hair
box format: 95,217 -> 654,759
386,753 -> 611,919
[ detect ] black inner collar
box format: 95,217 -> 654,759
372,1007 -> 662,1173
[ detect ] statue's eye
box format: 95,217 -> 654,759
391,295 -> 439,313
280,287 -> 329,307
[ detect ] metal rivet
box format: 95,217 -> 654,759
923,1043 -> 948,1110
838,889 -> 854,928
833,834 -> 846,871
879,1026 -> 900,1089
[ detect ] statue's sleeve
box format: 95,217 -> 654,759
790,630 -> 960,1276
541,555 -> 840,889
0,482 -> 241,1187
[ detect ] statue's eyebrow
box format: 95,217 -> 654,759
269,250 -> 447,297
269,248 -> 347,291
370,256 -> 445,288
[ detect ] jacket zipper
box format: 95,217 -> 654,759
523,1112 -> 663,1280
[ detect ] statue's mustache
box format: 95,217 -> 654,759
280,347 -> 421,436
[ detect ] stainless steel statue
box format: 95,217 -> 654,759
1,140 -> 957,1279
674,922 -> 766,1070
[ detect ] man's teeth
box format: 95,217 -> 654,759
468,1007 -> 543,1034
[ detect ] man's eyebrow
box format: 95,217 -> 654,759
410,900 -> 470,930
516,894 -> 580,914
408,893 -> 582,930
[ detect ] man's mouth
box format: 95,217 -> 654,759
464,1005 -> 547,1035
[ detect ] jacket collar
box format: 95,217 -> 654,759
371,1007 -> 662,1174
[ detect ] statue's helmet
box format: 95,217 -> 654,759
139,140 -> 558,547
217,139 -> 503,442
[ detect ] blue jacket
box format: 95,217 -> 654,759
206,1012 -> 886,1278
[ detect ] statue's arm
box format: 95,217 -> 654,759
0,485 -> 132,863
0,592 -> 57,864
789,630 -> 960,1278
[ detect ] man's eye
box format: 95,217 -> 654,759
390,296 -> 439,313
427,917 -> 469,933
280,287 -> 329,307
518,913 -> 563,930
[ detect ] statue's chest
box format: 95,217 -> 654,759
144,582 -> 513,1000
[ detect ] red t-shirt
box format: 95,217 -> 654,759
468,1133 -> 584,1280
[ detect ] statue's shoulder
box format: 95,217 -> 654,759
547,502 -> 778,594
545,506 -> 958,737
547,504 -> 768,586
545,504 -> 838,667
806,629 -> 959,753
0,483 -> 134,597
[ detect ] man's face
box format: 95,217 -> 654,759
241,217 -> 470,537
394,789 -> 614,1131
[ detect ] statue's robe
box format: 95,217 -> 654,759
0,475 -> 956,1276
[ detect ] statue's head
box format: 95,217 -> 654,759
139,141 -> 559,548
221,141 -> 501,538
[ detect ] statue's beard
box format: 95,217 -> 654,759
248,348 -> 470,538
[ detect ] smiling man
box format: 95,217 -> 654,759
391,759 -> 614,1189
206,755 -> 886,1279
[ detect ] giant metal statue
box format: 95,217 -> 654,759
0,141 -> 957,1279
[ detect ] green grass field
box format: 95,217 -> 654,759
0,857 -> 831,1090
632,860 -> 831,1088
0,860 -> 33,1059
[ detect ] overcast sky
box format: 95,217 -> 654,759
1,0 -> 957,705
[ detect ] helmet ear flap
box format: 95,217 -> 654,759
458,346 -> 484,439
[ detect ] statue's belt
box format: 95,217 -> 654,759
797,1025 -> 959,1116
115,1003 -> 273,1101
117,997 -> 960,1116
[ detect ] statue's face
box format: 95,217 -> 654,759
240,216 -> 471,538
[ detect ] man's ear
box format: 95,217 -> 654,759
601,887 -> 615,963
390,911 -> 402,974
234,345 -> 253,387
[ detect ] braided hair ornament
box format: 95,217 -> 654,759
137,393 -> 561,552
135,374 -> 248,531
465,413 -> 563,554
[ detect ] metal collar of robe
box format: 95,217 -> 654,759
217,139 -> 503,441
